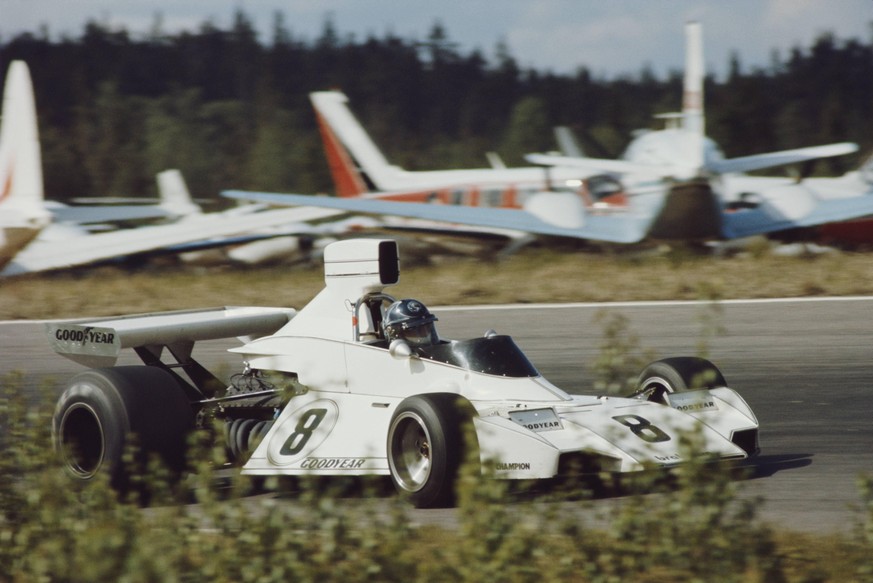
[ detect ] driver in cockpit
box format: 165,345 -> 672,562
382,299 -> 441,350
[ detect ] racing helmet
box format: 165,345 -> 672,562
383,299 -> 440,348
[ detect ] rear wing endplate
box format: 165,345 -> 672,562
47,306 -> 296,368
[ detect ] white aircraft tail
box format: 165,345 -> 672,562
677,21 -> 856,177
0,61 -> 49,225
310,91 -> 400,192
156,169 -> 202,217
554,126 -> 584,158
682,21 -> 706,172
0,61 -> 50,265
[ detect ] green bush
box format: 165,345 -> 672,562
590,310 -> 656,395
1,372 -> 872,582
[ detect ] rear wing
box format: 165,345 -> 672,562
47,306 -> 296,368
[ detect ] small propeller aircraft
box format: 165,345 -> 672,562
0,61 -> 344,276
225,22 -> 873,247
525,22 -> 873,242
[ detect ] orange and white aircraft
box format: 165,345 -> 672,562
226,22 -> 873,246
225,91 -> 687,245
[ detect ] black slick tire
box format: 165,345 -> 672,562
635,357 -> 726,404
387,394 -> 469,508
52,366 -> 194,492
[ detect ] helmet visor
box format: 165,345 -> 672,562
403,321 -> 440,347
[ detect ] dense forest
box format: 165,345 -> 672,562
1,10 -> 872,204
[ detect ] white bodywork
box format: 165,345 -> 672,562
226,239 -> 757,479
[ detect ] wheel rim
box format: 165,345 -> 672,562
59,403 -> 105,479
389,412 -> 432,492
641,376 -> 673,404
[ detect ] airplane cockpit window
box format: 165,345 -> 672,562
587,175 -> 625,202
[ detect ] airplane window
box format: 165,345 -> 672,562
588,175 -> 624,201
516,188 -> 537,205
482,189 -> 502,207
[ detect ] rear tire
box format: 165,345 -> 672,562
53,366 -> 194,492
387,394 -> 469,508
634,357 -> 726,404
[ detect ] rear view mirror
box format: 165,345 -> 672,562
389,339 -> 414,359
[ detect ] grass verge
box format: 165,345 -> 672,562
3,246 -> 873,320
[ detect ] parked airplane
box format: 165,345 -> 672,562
226,23 -> 873,246
224,91 -> 698,244
155,169 -> 358,266
526,22 -> 873,241
0,62 -> 197,249
2,182 -> 343,276
0,61 -> 344,276
0,60 -> 228,269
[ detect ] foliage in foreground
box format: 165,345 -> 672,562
1,374 -> 872,582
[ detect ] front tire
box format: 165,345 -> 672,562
634,357 -> 726,404
387,394 -> 468,508
53,366 -> 194,492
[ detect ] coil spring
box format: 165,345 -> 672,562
224,418 -> 275,462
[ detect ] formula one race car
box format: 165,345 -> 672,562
48,238 -> 759,507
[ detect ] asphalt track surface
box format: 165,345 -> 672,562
3,296 -> 872,535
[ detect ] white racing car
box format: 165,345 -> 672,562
48,238 -> 759,507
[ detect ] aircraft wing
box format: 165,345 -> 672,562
708,142 -> 859,175
1,206 -> 342,276
222,190 -> 656,244
721,182 -> 873,239
48,204 -> 176,224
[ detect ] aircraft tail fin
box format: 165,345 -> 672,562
312,95 -> 370,198
554,126 -> 584,158
0,60 -> 50,266
682,21 -> 706,173
156,169 -> 202,217
682,21 -> 705,136
0,60 -> 48,225
485,152 -> 506,169
310,91 -> 397,193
